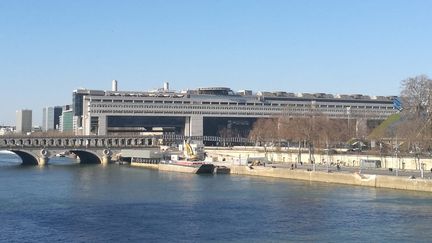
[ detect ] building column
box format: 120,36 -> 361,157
98,115 -> 107,136
83,114 -> 90,135
184,117 -> 191,137
184,115 -> 203,138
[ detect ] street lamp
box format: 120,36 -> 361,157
346,107 -> 351,137
326,144 -> 330,173
395,140 -> 399,177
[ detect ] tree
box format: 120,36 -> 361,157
394,75 -> 432,171
278,113 -> 348,149
396,75 -> 432,153
248,118 -> 278,146
400,75 -> 432,118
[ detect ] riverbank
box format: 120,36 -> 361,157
206,147 -> 432,171
229,165 -> 432,192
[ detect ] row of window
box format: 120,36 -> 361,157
90,104 -> 394,112
89,108 -> 394,118
94,99 -> 192,104
89,99 -> 392,109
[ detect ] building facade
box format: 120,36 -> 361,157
16,109 -> 32,134
59,109 -> 74,132
42,106 -> 63,132
72,84 -> 398,138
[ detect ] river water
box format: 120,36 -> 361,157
1,152 -> 432,242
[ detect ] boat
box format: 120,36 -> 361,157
130,141 -> 215,174
131,158 -> 214,174
115,160 -> 130,165
159,160 -> 215,174
55,152 -> 67,157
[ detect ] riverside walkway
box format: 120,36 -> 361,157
269,163 -> 432,179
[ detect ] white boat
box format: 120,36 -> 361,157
159,160 -> 215,174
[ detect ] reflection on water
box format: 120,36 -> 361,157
1,154 -> 432,242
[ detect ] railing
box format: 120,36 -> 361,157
0,135 -> 253,148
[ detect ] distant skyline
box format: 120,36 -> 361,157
1,0 -> 431,126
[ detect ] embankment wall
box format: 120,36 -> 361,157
229,165 -> 432,192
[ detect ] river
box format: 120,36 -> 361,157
1,152 -> 432,242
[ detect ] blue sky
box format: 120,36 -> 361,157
1,0 -> 431,126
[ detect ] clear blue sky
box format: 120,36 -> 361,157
1,0 -> 431,126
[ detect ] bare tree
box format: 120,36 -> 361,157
316,117 -> 349,149
401,75 -> 432,118
248,118 -> 278,146
279,113 -> 347,148
395,75 -> 432,172
397,75 -> 432,149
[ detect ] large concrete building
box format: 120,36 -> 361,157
72,82 -> 398,137
16,109 -> 32,134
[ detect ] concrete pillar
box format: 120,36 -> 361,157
185,117 -> 191,137
102,149 -> 112,165
98,115 -> 107,136
38,156 -> 49,166
38,149 -> 50,166
184,115 -> 203,137
83,114 -> 91,135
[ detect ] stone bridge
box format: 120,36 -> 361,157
0,135 -> 164,166
0,135 -> 249,165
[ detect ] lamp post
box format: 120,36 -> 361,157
308,142 -> 315,172
346,107 -> 351,137
326,144 -> 330,173
416,150 -> 423,178
395,139 -> 399,177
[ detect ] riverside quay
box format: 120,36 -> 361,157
73,81 -> 398,138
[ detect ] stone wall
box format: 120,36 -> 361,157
229,165 -> 432,192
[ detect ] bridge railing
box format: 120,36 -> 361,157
0,135 -> 254,148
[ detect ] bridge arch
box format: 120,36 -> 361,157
8,150 -> 39,165
69,150 -> 101,164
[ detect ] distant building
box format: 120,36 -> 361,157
16,109 -> 32,134
59,107 -> 74,132
0,126 -> 15,136
72,89 -> 104,134
42,106 -> 63,132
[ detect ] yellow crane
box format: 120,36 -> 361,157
184,141 -> 199,161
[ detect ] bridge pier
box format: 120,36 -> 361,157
101,149 -> 112,165
38,149 -> 50,166
38,156 -> 49,166
101,155 -> 111,165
